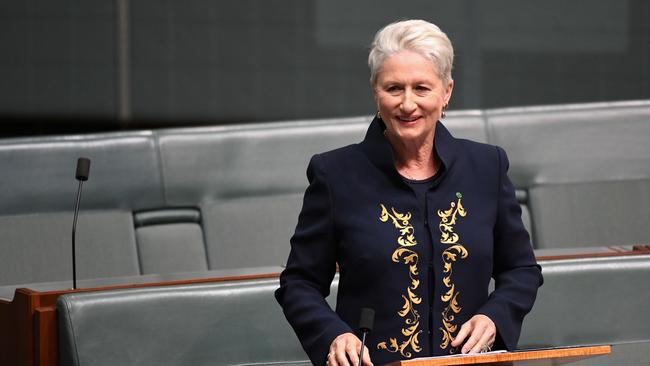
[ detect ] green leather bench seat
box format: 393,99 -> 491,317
156,112 -> 487,271
519,254 -> 650,365
56,255 -> 650,366
57,276 -> 339,366
0,131 -> 162,286
487,100 -> 650,248
2,101 -> 649,290
0,111 -> 486,288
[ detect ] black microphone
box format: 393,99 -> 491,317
75,157 -> 90,181
71,157 -> 90,289
358,308 -> 375,366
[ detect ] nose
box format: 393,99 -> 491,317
400,90 -> 416,113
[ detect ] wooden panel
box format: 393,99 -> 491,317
0,289 -> 38,366
35,307 -> 58,366
387,346 -> 611,366
536,246 -> 650,261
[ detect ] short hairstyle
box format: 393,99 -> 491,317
368,19 -> 454,86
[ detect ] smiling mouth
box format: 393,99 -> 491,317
397,116 -> 421,122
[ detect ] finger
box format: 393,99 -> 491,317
334,336 -> 358,366
463,323 -> 487,354
345,342 -> 359,366
451,322 -> 473,347
474,328 -> 495,353
326,351 -> 337,366
361,345 -> 374,366
484,323 -> 497,347
329,333 -> 353,366
334,348 -> 350,366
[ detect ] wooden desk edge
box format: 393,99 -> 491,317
536,249 -> 650,261
387,345 -> 612,366
2,271 -> 282,303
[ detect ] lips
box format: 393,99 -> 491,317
397,116 -> 421,123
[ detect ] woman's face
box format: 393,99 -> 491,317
374,50 -> 453,146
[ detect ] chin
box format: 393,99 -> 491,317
394,130 -> 426,142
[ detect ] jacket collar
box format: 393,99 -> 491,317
359,116 -> 458,185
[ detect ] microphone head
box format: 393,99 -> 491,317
75,157 -> 91,181
359,307 -> 375,332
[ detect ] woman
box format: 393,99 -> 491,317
275,19 -> 543,366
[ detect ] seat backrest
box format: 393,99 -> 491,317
157,112 -> 488,270
157,117 -> 370,270
487,100 -> 650,248
520,254 -> 650,347
0,131 -> 164,285
57,277 -> 340,366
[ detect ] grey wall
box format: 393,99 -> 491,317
1,0 -> 649,132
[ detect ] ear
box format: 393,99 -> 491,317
444,79 -> 454,104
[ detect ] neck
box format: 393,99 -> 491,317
385,131 -> 439,180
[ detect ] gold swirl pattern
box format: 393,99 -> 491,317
437,192 -> 468,350
376,204 -> 422,358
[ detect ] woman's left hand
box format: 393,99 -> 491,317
450,314 -> 496,354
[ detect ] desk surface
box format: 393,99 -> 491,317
0,265 -> 283,301
387,345 -> 612,366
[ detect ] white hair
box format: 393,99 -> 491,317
368,19 -> 454,86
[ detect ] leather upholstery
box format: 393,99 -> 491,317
0,211 -> 140,285
521,255 -> 650,346
0,131 -> 164,214
1,101 -> 648,287
156,112 -> 487,271
134,208 -> 208,274
56,254 -> 650,366
135,223 -> 208,274
519,255 -> 650,365
0,131 -> 161,285
57,277 -> 339,366
487,100 -> 650,248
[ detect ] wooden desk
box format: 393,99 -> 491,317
387,345 -> 611,366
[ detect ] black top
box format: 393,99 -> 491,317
276,117 -> 543,365
403,172 -> 442,206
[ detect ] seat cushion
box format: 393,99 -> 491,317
136,223 -> 208,274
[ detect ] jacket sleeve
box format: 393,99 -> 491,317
275,154 -> 353,365
477,146 -> 544,350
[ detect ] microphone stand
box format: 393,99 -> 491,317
71,179 -> 85,290
358,307 -> 374,366
71,157 -> 90,290
358,329 -> 369,366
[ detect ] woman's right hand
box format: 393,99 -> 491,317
327,332 -> 374,366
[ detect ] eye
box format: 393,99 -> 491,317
415,85 -> 431,92
385,85 -> 402,93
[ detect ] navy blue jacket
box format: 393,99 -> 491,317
275,117 -> 543,365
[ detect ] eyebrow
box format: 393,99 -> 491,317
379,79 -> 436,86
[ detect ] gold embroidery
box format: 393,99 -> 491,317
377,204 -> 422,358
437,192 -> 468,350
